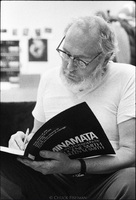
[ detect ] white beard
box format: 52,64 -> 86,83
60,64 -> 108,94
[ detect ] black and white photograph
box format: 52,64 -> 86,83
0,1 -> 135,200
28,38 -> 48,62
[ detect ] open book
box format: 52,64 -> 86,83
0,102 -> 115,160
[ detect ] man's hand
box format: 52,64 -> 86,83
17,150 -> 80,175
9,131 -> 26,150
9,131 -> 34,151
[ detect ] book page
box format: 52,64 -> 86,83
0,146 -> 24,156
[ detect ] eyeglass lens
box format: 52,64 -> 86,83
59,51 -> 86,68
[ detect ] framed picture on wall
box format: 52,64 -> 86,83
28,38 -> 48,61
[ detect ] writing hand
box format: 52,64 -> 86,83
8,131 -> 26,150
9,130 -> 34,151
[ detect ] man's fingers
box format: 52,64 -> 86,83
39,150 -> 62,160
8,131 -> 25,150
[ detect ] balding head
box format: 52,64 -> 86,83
64,16 -> 117,59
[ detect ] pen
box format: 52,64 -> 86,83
23,128 -> 29,149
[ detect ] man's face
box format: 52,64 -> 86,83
59,25 -> 106,93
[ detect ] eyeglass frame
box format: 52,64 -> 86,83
56,36 -> 102,69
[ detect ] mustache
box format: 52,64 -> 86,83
60,63 -> 108,93
63,70 -> 83,83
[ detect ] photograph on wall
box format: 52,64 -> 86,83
23,28 -> 29,36
28,38 -> 48,61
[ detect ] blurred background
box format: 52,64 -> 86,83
1,1 -> 135,102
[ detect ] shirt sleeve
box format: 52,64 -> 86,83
32,73 -> 47,123
117,66 -> 135,124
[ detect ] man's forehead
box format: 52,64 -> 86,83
66,24 -> 87,39
67,21 -> 98,36
66,23 -> 99,45
64,26 -> 99,57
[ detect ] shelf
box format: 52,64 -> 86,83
0,40 -> 20,81
1,52 -> 19,57
0,67 -> 19,72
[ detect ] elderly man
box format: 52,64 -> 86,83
1,16 -> 135,200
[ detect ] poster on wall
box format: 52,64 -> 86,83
23,28 -> 29,36
28,38 -> 48,61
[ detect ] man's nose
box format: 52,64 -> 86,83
66,58 -> 76,72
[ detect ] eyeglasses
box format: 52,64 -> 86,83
56,36 -> 102,70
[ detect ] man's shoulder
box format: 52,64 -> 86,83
109,62 -> 135,77
42,67 -> 60,79
40,67 -> 60,85
39,67 -> 60,90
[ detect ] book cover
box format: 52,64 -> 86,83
25,102 -> 115,160
0,102 -> 115,160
